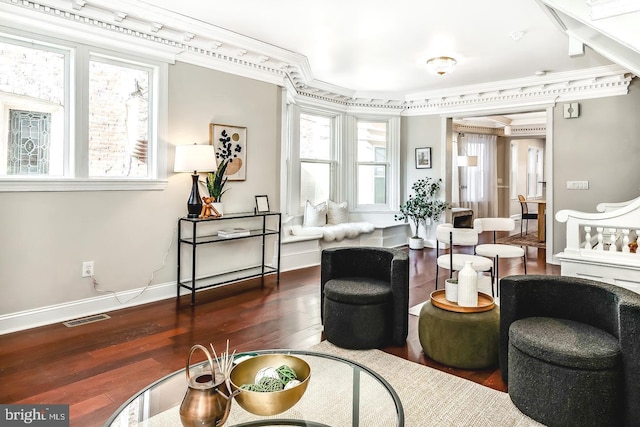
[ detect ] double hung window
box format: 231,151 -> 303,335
299,113 -> 335,207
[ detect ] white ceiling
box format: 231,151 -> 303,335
134,0 -> 627,97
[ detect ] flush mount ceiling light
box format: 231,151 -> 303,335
426,56 -> 457,76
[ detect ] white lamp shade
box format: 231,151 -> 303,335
457,155 -> 478,167
174,144 -> 217,173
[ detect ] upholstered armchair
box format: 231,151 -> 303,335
321,247 -> 409,349
500,275 -> 640,427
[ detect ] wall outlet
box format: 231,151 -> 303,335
567,180 -> 589,190
82,261 -> 94,278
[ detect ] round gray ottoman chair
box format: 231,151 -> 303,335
418,301 -> 499,369
508,317 -> 622,427
320,247 -> 409,350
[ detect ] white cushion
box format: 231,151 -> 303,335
291,222 -> 374,241
327,200 -> 349,225
303,200 -> 327,227
475,243 -> 524,258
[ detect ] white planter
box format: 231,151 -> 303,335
445,279 -> 458,303
409,237 -> 424,250
212,202 -> 224,217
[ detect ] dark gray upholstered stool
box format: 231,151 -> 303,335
508,317 -> 621,427
500,275 -> 640,427
321,247 -> 409,349
324,278 -> 393,349
418,302 -> 499,369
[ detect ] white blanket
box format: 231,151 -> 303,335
290,222 -> 375,242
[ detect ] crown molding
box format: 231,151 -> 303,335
1,0 -> 635,116
453,124 -> 547,138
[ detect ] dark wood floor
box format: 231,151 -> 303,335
0,234 -> 559,426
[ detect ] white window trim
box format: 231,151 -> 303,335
285,102 -> 400,218
290,105 -> 342,216
0,27 -> 168,192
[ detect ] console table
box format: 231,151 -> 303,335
177,212 -> 281,305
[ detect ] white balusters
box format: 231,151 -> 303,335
596,227 -> 604,251
584,226 -> 592,249
609,228 -> 618,252
622,229 -> 630,253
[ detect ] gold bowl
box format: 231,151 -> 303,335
229,354 -> 311,416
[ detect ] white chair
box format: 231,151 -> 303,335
435,223 -> 494,294
474,217 -> 526,297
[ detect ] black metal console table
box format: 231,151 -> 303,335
177,211 -> 281,305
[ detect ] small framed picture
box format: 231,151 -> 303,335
255,195 -> 270,213
415,147 -> 432,169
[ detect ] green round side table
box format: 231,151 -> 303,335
418,301 -> 500,369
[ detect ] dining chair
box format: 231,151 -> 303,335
473,217 -> 526,297
517,195 -> 538,236
435,223 -> 494,294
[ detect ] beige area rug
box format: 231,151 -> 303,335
130,341 -> 542,426
311,341 -> 544,427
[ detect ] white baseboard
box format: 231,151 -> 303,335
0,281 -> 177,334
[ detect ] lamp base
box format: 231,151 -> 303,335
186,173 -> 202,218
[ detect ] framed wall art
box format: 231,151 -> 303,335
209,123 -> 247,181
415,147 -> 432,169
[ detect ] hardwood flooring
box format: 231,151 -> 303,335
0,236 -> 559,426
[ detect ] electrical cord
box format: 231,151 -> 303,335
89,219 -> 178,305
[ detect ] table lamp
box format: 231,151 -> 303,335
174,144 -> 217,218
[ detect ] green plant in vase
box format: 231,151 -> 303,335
396,177 -> 448,247
206,159 -> 229,203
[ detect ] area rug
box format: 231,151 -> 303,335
496,232 -> 545,249
309,341 -> 543,426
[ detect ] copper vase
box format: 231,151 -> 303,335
179,344 -> 233,427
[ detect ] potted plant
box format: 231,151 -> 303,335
206,159 -> 229,216
395,177 -> 448,249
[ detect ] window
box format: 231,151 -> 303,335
0,29 -> 167,191
0,38 -> 66,177
299,113 -> 334,207
357,121 -> 387,206
88,57 -> 151,178
285,104 -> 399,218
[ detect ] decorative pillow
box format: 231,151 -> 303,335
303,200 -> 327,227
327,200 -> 349,225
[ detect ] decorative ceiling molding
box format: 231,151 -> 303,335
1,0 -> 635,116
452,124 -> 547,138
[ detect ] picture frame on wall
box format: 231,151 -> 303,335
209,123 -> 247,181
415,147 -> 432,169
255,195 -> 270,213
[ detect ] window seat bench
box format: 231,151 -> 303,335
279,220 -> 410,272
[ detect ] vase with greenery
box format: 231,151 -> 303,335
206,159 -> 229,203
395,178 -> 448,247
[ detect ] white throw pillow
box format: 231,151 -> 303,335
327,200 -> 349,225
303,200 -> 327,227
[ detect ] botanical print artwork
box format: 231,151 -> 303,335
210,124 -> 247,181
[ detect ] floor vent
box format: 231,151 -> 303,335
63,314 -> 111,327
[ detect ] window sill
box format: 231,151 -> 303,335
0,179 -> 169,192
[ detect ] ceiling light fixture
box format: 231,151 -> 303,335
426,56 -> 457,76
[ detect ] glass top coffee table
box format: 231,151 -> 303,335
105,349 -> 404,427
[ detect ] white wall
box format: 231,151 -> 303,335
0,62 -> 281,330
